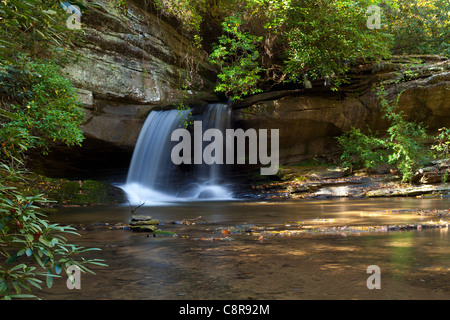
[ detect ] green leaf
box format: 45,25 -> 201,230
16,248 -> 26,257
32,252 -> 45,268
9,263 -> 26,272
46,269 -> 53,288
0,281 -> 8,294
26,278 -> 42,290
54,263 -> 62,275
0,108 -> 19,120
6,253 -> 18,264
9,294 -> 37,299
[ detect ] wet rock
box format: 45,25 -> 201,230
130,215 -> 153,221
129,225 -> 158,232
412,161 -> 450,184
366,185 -> 450,197
128,215 -> 160,231
420,172 -> 443,184
129,219 -> 159,226
154,230 -> 178,237
64,0 -> 219,149
287,185 -> 312,194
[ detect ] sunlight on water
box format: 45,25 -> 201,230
44,198 -> 450,300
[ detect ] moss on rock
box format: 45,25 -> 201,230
7,173 -> 126,206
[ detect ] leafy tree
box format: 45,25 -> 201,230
0,118 -> 105,299
156,0 -> 447,99
157,0 -> 395,98
431,127 -> 450,159
209,15 -> 264,100
0,0 -> 80,63
0,180 -> 106,299
337,87 -> 432,182
283,0 -> 393,88
336,127 -> 388,173
0,0 -> 106,300
376,88 -> 431,181
0,55 -> 85,153
386,0 -> 450,56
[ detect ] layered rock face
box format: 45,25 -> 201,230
65,0 -> 218,149
232,56 -> 450,165
62,1 -> 449,175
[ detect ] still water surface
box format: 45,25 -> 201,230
41,198 -> 450,300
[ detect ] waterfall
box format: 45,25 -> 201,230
197,103 -> 232,183
121,104 -> 232,205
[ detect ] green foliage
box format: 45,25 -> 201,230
154,0 -> 205,34
0,178 -> 106,300
0,0 -> 107,300
386,0 -> 450,56
0,126 -> 36,165
431,127 -> 450,159
283,0 -> 392,88
0,55 -> 85,152
0,130 -> 106,300
157,0 -> 447,99
0,0 -> 80,63
377,88 -> 430,181
209,15 -> 264,100
338,88 -> 431,182
336,127 -> 388,172
208,0 -> 392,97
115,0 -> 129,15
175,103 -> 193,128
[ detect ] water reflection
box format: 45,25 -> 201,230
41,198 -> 450,300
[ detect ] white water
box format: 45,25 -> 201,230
121,104 -> 233,205
196,103 -> 232,183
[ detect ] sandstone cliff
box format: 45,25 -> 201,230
56,1 -> 449,177
64,0 -> 219,148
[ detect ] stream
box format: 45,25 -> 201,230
39,197 -> 450,300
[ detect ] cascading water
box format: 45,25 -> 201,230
177,103 -> 232,200
121,104 -> 233,205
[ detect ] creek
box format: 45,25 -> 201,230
41,197 -> 450,299
37,103 -> 450,300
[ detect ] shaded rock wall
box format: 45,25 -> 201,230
59,1 -> 449,179
65,0 -> 219,149
232,57 -> 450,166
